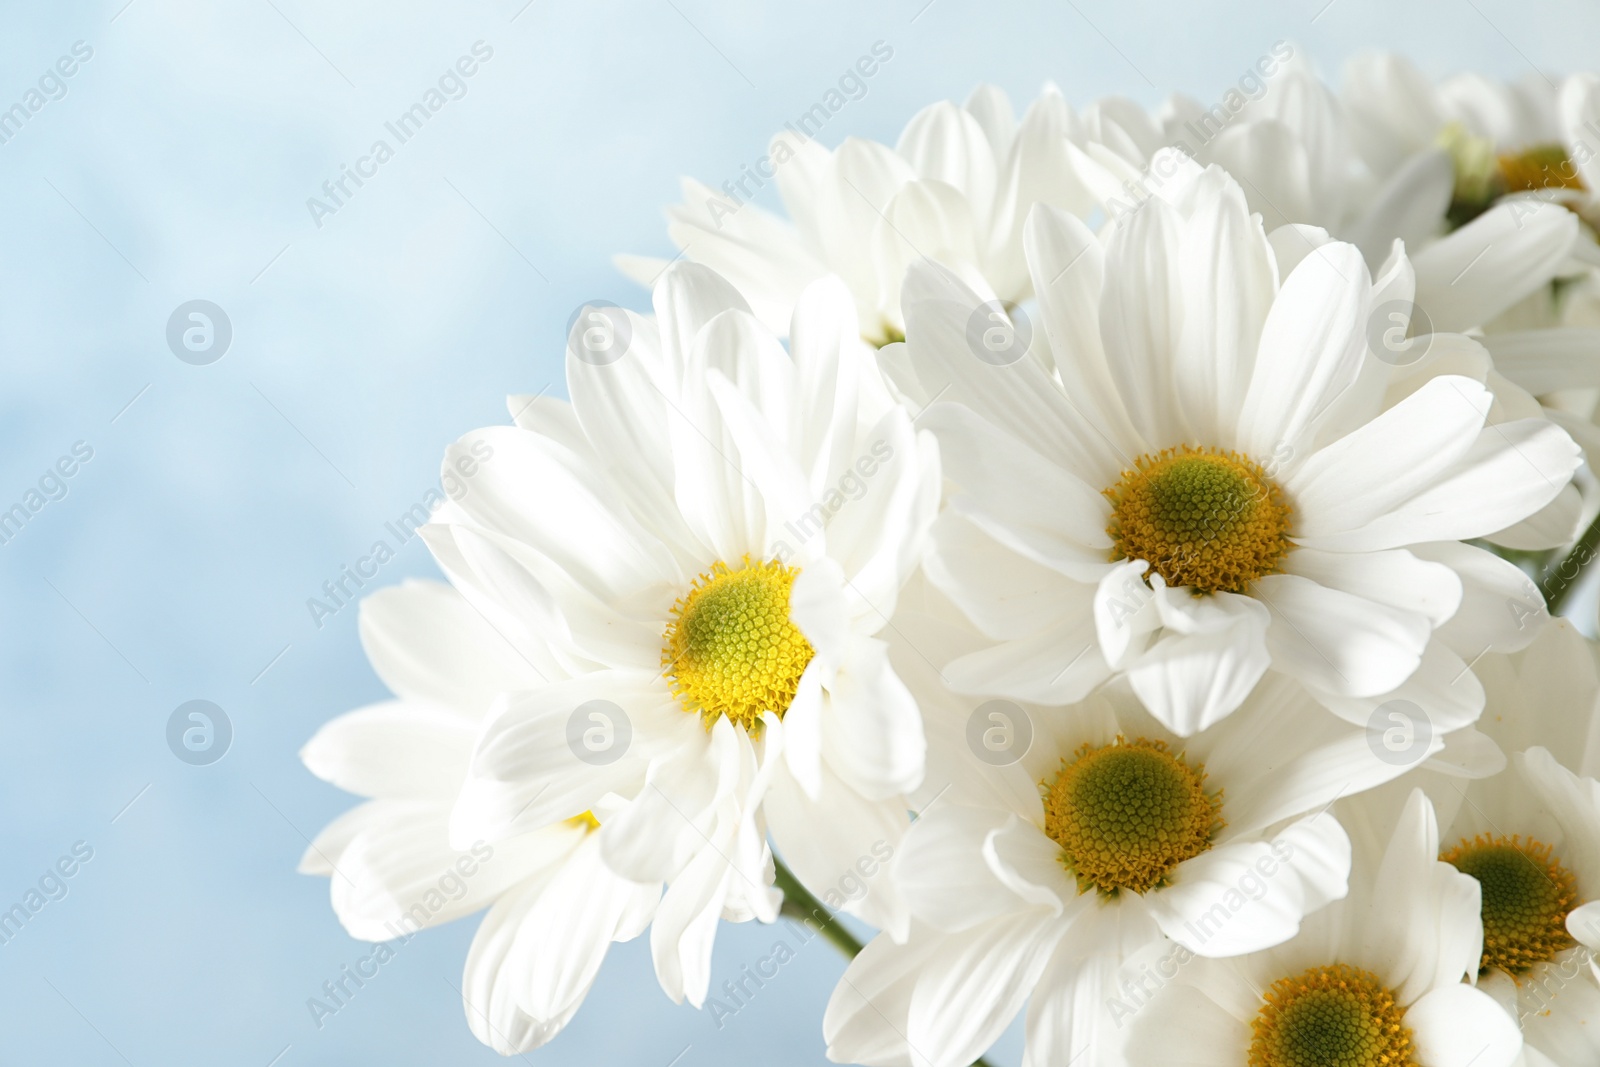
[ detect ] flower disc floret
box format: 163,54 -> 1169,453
1042,738 -> 1222,895
1441,834 -> 1579,976
662,557 -> 814,732
1249,965 -> 1416,1067
1104,447 -> 1292,593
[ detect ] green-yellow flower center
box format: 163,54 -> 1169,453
1441,834 -> 1578,976
1441,122 -> 1586,228
661,557 -> 814,733
1249,965 -> 1416,1067
1104,447 -> 1292,593
1041,738 -> 1222,895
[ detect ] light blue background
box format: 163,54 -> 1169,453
1,1 -> 1595,1063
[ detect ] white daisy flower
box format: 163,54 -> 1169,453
1125,788 -> 1523,1067
1074,58 -> 1592,546
430,264 -> 940,1006
1340,56 -> 1600,471
1430,622 -> 1600,1066
619,85 -> 1098,344
821,669 -> 1437,1067
1075,53 -> 1585,337
1342,54 -> 1600,249
299,580 -> 658,1053
890,155 -> 1580,734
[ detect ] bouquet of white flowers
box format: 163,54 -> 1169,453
298,50 -> 1600,1067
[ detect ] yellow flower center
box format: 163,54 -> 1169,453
568,811 -> 601,832
1500,144 -> 1586,194
1041,738 -> 1222,895
1441,122 -> 1586,228
1441,834 -> 1578,976
1249,965 -> 1416,1067
1104,447 -> 1292,593
661,557 -> 814,733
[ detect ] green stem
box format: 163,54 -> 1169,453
1541,510 -> 1600,615
773,856 -> 865,957
772,858 -> 999,1067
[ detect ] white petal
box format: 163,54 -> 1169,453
822,641 -> 926,800
1413,200 -> 1578,332
451,674 -> 674,847
358,579 -> 544,712
651,834 -> 742,1006
1415,541 -> 1545,654
1479,327 -> 1600,395
1094,559 -> 1160,667
566,308 -> 700,547
1255,573 -> 1429,697
333,809 -> 579,942
1171,166 -> 1276,444
1211,684 -> 1436,837
1206,120 -> 1318,232
789,556 -> 854,669
301,701 -> 478,799
1121,982 -> 1245,1066
446,426 -> 679,604
924,402 -> 1112,575
504,838 -> 658,1029
1150,814 -> 1350,957
1346,147 -> 1455,267
652,260 -> 751,373
463,880 -> 561,1054
1285,547 -> 1461,629
1238,242 -> 1370,457
660,180 -> 823,337
898,260 -> 1121,477
1287,374 -> 1492,545
1100,194 -> 1186,444
1406,984 -> 1523,1067
1314,417 -> 1579,552
929,513 -> 1090,638
1126,591 -> 1271,735
943,614 -> 1109,706
1023,204 -> 1139,481
892,807 -> 1060,932
1359,789 -> 1481,1005
910,913 -> 1072,1067
765,764 -> 911,939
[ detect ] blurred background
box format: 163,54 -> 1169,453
1,0 -> 1596,1062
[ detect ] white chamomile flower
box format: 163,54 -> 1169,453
428,263 -> 940,1006
299,580 -> 658,1054
620,85 -> 1097,344
1339,55 -> 1600,473
1127,788 -> 1523,1067
1342,53 -> 1600,252
1075,52 -> 1585,338
822,668 -> 1445,1067
1072,57 -> 1592,547
1427,622 -> 1600,1066
888,154 -> 1580,734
